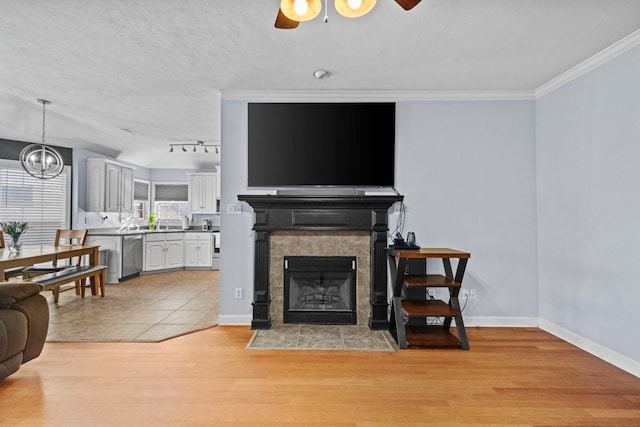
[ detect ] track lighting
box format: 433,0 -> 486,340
169,141 -> 220,154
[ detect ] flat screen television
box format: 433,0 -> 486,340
248,102 -> 395,188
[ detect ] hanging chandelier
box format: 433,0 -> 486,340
20,99 -> 64,180
169,140 -> 219,154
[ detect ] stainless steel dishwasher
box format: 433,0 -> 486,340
121,234 -> 143,280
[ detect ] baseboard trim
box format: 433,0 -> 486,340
217,314 -> 638,377
539,319 -> 639,378
462,316 -> 539,327
217,315 -> 252,326
219,316 -> 538,328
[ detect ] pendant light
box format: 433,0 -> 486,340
19,99 -> 64,180
335,0 -> 376,17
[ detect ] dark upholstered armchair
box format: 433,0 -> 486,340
0,281 -> 49,383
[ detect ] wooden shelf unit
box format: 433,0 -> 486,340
388,248 -> 471,350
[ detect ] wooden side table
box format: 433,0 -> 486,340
388,248 -> 471,349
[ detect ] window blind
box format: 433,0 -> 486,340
134,181 -> 149,200
154,184 -> 188,201
0,161 -> 70,245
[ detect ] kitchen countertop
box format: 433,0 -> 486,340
87,227 -> 220,236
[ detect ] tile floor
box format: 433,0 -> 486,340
247,323 -> 397,351
44,270 -> 218,342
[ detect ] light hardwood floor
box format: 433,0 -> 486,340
1,326 -> 639,426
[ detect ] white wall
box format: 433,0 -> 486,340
536,46 -> 640,363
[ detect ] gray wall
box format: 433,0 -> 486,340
395,101 -> 538,322
218,45 -> 640,369
219,100 -> 255,322
219,98 -> 539,327
536,45 -> 640,363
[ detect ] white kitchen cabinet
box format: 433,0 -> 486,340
184,232 -> 212,268
87,158 -> 135,213
86,235 -> 122,283
188,173 -> 217,214
144,233 -> 184,272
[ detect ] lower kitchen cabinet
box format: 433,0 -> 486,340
86,235 -> 122,283
144,233 -> 184,272
184,232 -> 212,268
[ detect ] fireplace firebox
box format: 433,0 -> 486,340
284,256 -> 357,325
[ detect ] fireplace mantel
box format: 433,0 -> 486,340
238,193 -> 403,330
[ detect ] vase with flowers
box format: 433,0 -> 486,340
1,221 -> 29,253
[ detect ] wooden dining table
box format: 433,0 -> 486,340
0,244 -> 101,293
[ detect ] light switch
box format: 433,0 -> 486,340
227,203 -> 242,215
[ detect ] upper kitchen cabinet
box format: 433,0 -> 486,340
188,173 -> 217,214
87,158 -> 135,212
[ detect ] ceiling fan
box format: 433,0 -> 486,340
275,0 -> 422,29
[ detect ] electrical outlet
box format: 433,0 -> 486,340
227,203 -> 242,215
461,289 -> 477,300
234,288 -> 243,299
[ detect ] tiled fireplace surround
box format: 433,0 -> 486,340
238,194 -> 403,330
270,231 -> 369,325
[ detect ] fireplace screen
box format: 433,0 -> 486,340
284,256 -> 357,324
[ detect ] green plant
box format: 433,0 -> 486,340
147,214 -> 158,229
1,221 -> 29,239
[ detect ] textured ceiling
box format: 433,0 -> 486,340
1,0 -> 639,169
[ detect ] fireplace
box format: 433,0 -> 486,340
237,193 -> 404,330
284,256 -> 357,325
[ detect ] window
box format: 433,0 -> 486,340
0,160 -> 70,245
153,183 -> 188,220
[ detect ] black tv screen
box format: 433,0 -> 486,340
248,102 -> 395,187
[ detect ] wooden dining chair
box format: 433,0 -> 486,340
1,232 -> 29,280
22,229 -> 89,296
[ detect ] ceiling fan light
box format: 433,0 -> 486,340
281,0 -> 321,21
335,0 -> 376,17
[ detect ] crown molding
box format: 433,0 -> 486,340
535,28 -> 640,99
221,90 -> 535,102
223,29 -> 640,103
